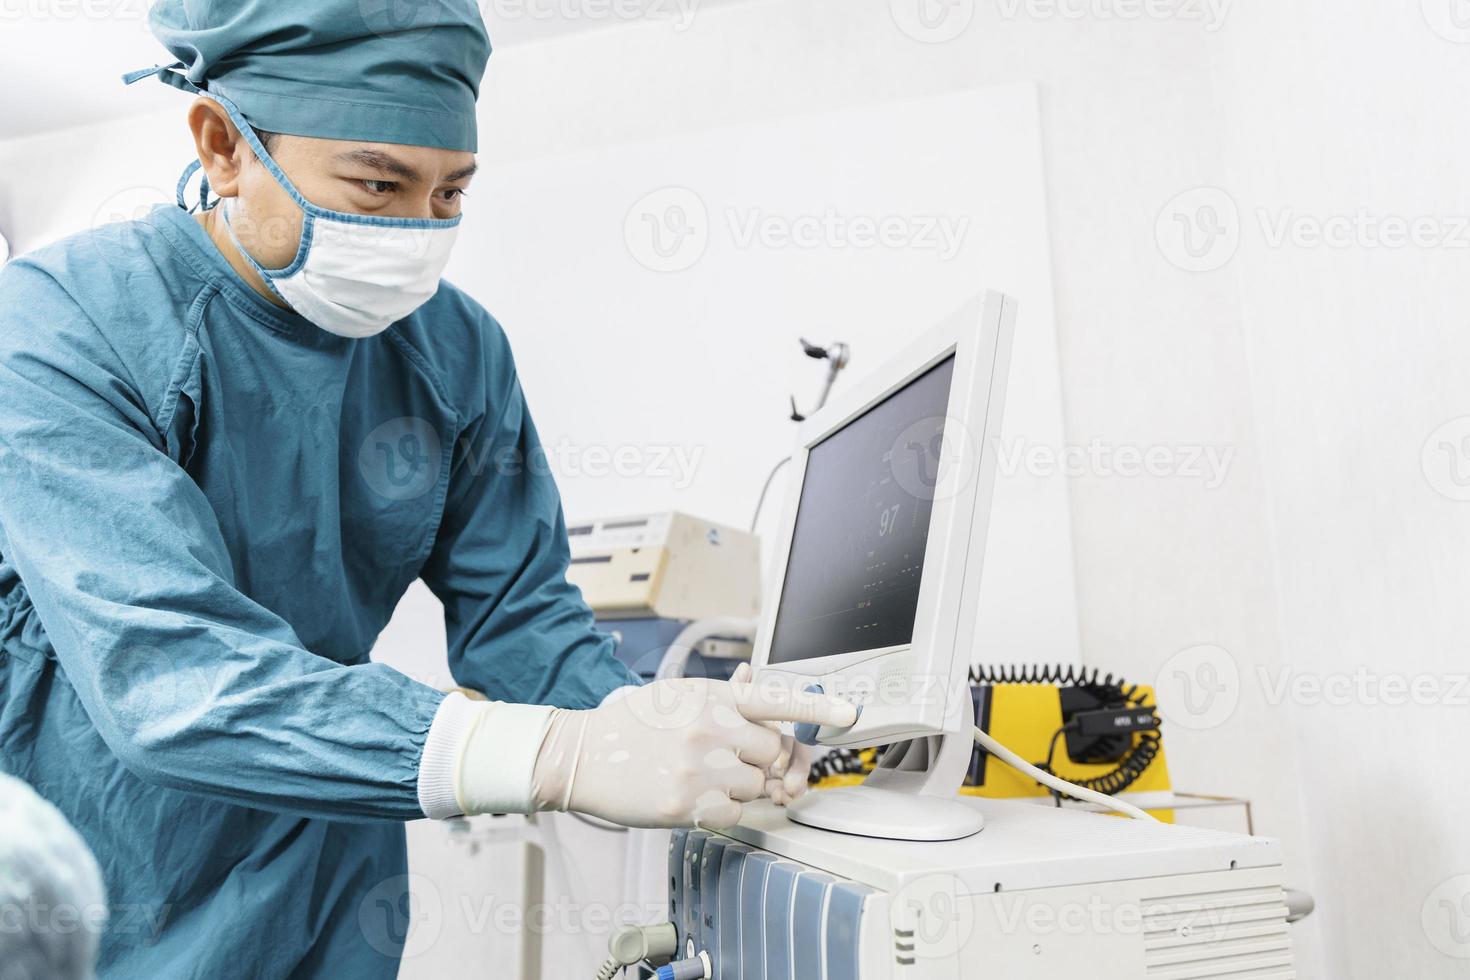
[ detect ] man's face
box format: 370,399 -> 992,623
230,132 -> 477,270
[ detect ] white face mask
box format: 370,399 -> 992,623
209,99 -> 461,339
222,197 -> 459,338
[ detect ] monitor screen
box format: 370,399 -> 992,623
767,356 -> 956,665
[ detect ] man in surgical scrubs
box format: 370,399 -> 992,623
0,2 -> 855,976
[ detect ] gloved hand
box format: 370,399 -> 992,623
752,727 -> 815,807
530,665 -> 856,829
729,664 -> 817,808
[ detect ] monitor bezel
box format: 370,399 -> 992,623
750,291 -> 1014,746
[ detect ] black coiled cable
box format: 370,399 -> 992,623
807,747 -> 871,784
971,663 -> 1162,801
1039,727 -> 1163,798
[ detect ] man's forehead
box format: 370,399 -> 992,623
283,134 -> 477,181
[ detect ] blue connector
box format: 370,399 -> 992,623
655,951 -> 711,980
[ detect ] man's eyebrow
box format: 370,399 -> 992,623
335,149 -> 422,183
446,162 -> 479,182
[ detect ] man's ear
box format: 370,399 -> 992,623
187,97 -> 246,198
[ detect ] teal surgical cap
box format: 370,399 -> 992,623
142,0 -> 490,152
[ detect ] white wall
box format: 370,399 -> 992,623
1207,4 -> 1470,977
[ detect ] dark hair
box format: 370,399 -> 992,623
254,129 -> 280,154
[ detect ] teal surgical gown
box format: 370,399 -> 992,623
0,203 -> 639,978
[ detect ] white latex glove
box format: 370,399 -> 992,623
530,665 -> 855,829
750,730 -> 814,807
725,664 -> 816,808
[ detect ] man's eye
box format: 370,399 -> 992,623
439,188 -> 466,203
360,180 -> 397,195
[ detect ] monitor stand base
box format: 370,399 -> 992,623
786,784 -> 984,841
787,688 -> 984,841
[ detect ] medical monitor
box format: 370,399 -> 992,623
751,291 -> 1015,840
766,356 -> 954,666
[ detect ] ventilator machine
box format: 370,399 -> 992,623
592,292 -> 1302,979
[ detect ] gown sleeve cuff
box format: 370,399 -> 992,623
417,692 -> 480,819
416,692 -> 556,819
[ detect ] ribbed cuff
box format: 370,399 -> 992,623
417,692 -> 482,819
417,694 -> 558,819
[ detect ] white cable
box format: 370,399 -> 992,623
972,727 -> 1158,822
653,616 -> 758,681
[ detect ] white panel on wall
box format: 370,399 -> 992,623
438,81 -> 1079,668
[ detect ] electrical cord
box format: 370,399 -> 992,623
972,726 -> 1156,822
808,666 -> 1162,819
1041,728 -> 1163,799
749,455 -> 791,532
809,722 -> 1156,819
970,663 -> 1126,689
971,662 -> 1162,804
653,616 -> 758,681
593,922 -> 680,979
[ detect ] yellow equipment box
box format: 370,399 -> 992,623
810,666 -> 1175,821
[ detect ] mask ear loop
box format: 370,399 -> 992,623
127,64 -> 309,278
130,66 -> 220,215
174,160 -> 215,214
124,66 -> 315,216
